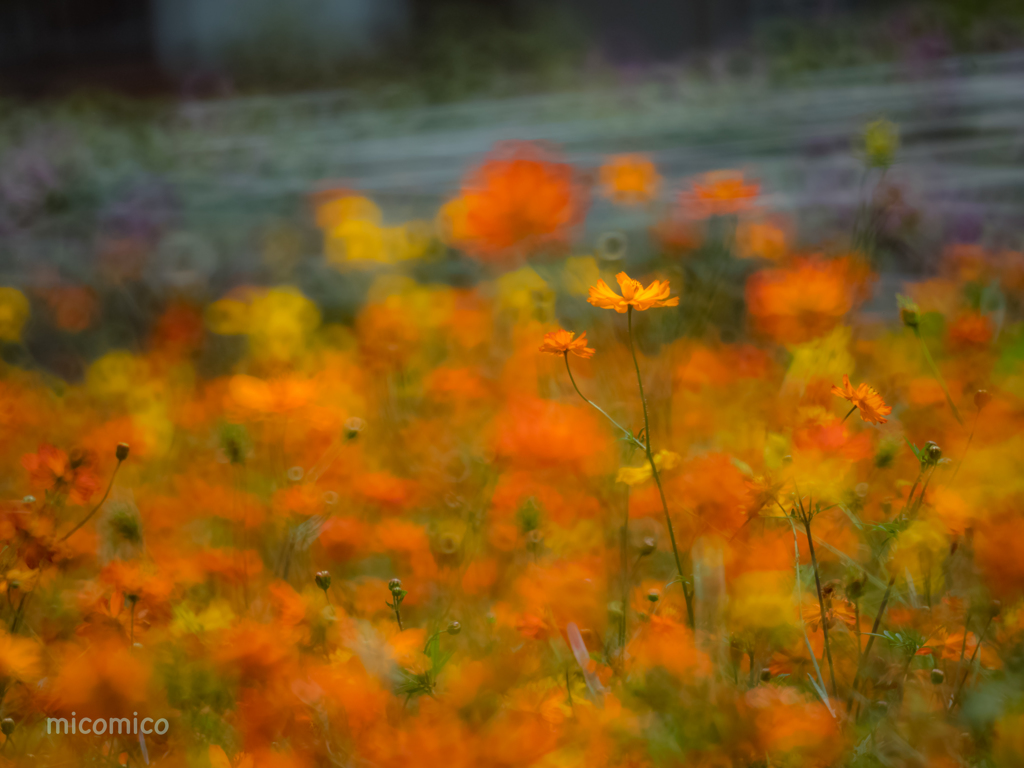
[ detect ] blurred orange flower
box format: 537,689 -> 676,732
746,257 -> 865,343
440,143 -> 586,261
598,154 -> 661,205
831,375 -> 893,424
681,170 -> 760,218
21,444 -> 99,505
736,219 -> 788,261
588,272 -> 679,313
538,329 -> 595,359
948,311 -> 993,348
38,285 -> 98,332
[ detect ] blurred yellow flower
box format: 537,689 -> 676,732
783,326 -> 854,395
497,267 -> 554,324
616,450 -> 681,486
87,351 -> 145,401
316,194 -> 382,229
561,256 -> 601,297
727,571 -> 795,636
249,288 -> 321,362
0,287 -> 30,342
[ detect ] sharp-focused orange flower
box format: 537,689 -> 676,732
440,142 -> 587,261
587,272 -> 679,313
831,375 -> 893,424
538,329 -> 595,359
681,170 -> 760,218
598,154 -> 661,205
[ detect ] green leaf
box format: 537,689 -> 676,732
904,437 -> 921,461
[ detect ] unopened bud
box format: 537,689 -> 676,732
315,570 -> 331,591
447,621 -> 461,636
862,118 -> 899,169
646,590 -> 660,603
388,578 -> 402,594
974,390 -> 991,411
846,577 -> 866,602
639,537 -> 657,556
897,294 -> 920,330
930,668 -> 945,685
760,669 -> 772,683
1,718 -> 13,736
344,417 -> 365,440
988,600 -> 1002,618
116,443 -> 130,462
923,441 -> 942,467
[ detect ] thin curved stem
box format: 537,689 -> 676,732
914,327 -> 963,426
804,512 -> 838,697
563,353 -> 645,451
950,411 -> 980,482
59,458 -> 124,542
627,307 -> 693,628
847,576 -> 896,715
950,615 -> 993,711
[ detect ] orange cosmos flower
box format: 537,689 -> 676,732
948,311 -> 993,348
831,375 -> 893,424
21,444 -> 99,505
588,272 -> 679,313
681,170 -> 760,218
598,154 -> 661,205
736,219 -> 789,261
538,329 -> 595,359
440,142 -> 586,261
745,256 -> 866,343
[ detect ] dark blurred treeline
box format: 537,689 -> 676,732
1,0 -> 1022,97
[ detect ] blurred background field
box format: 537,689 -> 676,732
2,0 -> 1024,283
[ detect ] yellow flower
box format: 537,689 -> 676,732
0,287 -> 30,342
248,287 -> 321,362
616,450 -> 681,486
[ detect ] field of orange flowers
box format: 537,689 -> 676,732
1,123 -> 1024,768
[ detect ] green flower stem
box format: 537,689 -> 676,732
950,614 -> 993,712
627,307 -> 694,629
58,457 -> 124,542
563,353 -> 645,451
803,511 -> 838,697
914,328 -> 963,426
847,576 -> 896,715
